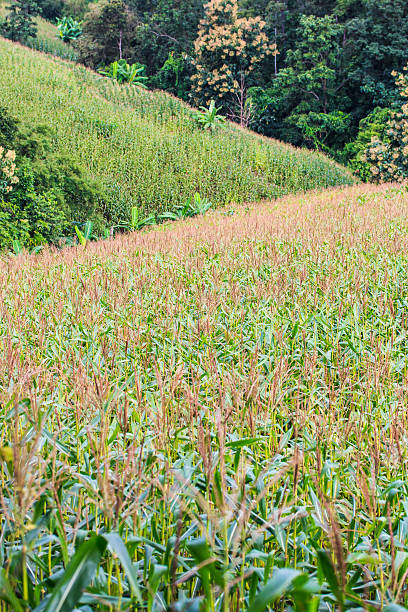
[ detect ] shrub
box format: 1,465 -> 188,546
36,0 -> 63,20
245,86 -> 277,133
0,199 -> 30,248
0,0 -> 41,43
152,52 -> 192,100
346,107 -> 393,180
0,106 -> 107,249
0,106 -> 19,145
0,186 -> 68,248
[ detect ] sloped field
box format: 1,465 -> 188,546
0,37 -> 354,221
0,183 -> 408,610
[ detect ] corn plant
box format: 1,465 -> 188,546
1,183 -> 408,610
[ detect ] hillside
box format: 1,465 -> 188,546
0,1 -> 77,59
1,182 -> 408,609
0,37 -> 354,224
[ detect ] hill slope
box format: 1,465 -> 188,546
0,37 -> 354,222
0,2 -> 77,59
0,182 -> 407,608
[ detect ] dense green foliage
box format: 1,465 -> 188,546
0,105 -> 106,248
99,59 -> 148,86
0,37 -> 354,250
0,0 -> 40,42
357,68 -> 408,183
76,0 -> 132,68
56,14 -> 82,41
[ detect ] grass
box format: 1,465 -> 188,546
1,182 -> 408,610
0,36 -> 354,222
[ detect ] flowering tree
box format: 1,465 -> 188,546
0,148 -> 18,196
191,0 -> 277,126
362,67 -> 408,182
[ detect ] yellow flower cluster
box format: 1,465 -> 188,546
0,147 -> 19,195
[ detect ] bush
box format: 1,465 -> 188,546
0,189 -> 68,248
0,0 -> 41,43
0,106 -> 107,249
0,199 -> 30,248
25,190 -> 68,244
0,105 -> 19,145
0,147 -> 19,196
152,52 -> 192,100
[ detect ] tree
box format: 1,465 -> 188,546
344,0 -> 408,114
191,0 -> 277,125
267,14 -> 349,150
36,0 -> 63,21
128,0 -> 204,76
76,0 -> 132,68
361,66 -> 408,183
0,0 -> 41,43
345,106 -> 392,180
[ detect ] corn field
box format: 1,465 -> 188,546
0,37 -> 354,221
1,182 -> 408,610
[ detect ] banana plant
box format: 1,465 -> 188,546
193,100 -> 226,131
99,60 -> 148,87
12,239 -> 22,255
56,16 -> 82,42
159,193 -> 213,221
129,205 -> 155,230
74,220 -> 93,247
11,240 -> 43,255
111,206 -> 155,236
